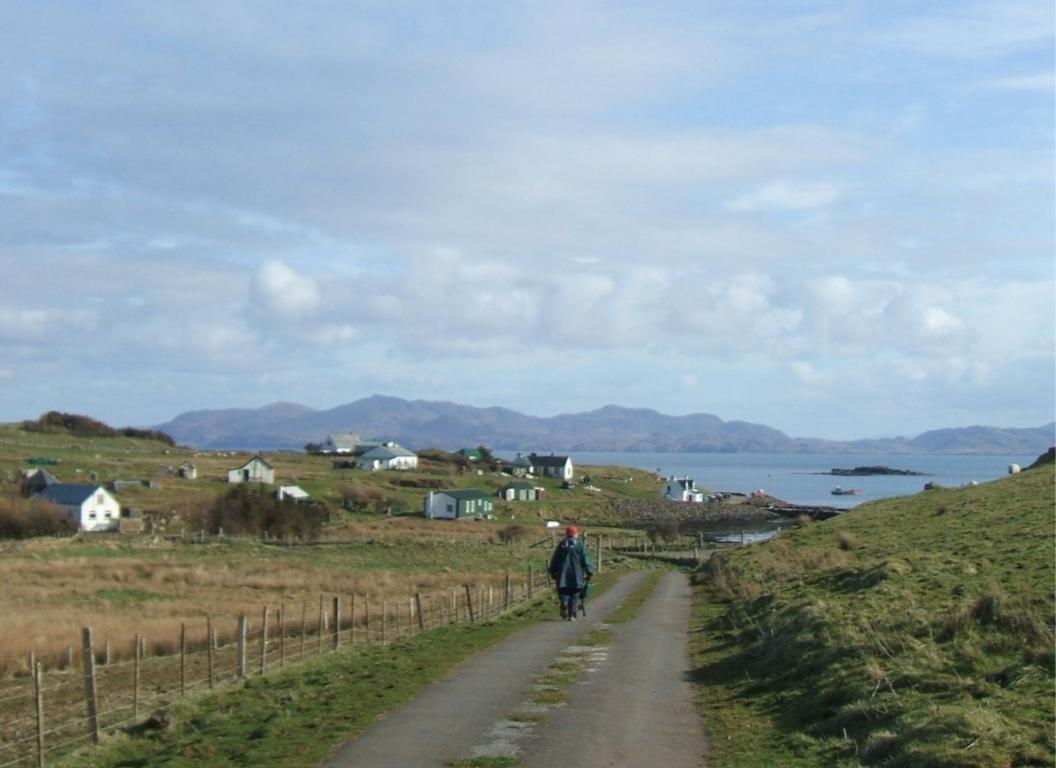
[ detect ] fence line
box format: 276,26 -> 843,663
0,566 -> 552,767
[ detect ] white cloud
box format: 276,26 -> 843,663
252,260 -> 321,319
727,180 -> 840,212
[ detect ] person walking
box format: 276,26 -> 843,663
548,526 -> 594,620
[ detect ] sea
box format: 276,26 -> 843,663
566,451 -> 1041,509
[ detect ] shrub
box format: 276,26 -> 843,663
0,497 -> 77,539
496,525 -> 531,544
197,486 -> 328,540
646,515 -> 682,543
340,483 -> 387,514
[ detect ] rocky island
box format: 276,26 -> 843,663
822,465 -> 929,476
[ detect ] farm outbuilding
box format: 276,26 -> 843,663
498,482 -> 544,501
227,455 -> 275,484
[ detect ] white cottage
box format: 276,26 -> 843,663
663,476 -> 705,503
36,483 -> 121,532
357,442 -> 418,471
527,453 -> 574,481
227,455 -> 275,484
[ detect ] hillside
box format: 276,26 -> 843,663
692,462 -> 1055,767
154,395 -> 1056,454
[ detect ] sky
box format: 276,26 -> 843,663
0,1 -> 1053,440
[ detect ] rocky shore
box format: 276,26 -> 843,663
606,496 -> 784,526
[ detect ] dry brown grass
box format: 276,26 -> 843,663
0,525 -> 548,676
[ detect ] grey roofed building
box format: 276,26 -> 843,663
37,483 -> 100,506
321,433 -> 362,453
360,444 -> 416,460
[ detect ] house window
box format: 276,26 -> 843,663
88,512 -> 97,519
96,493 -> 104,504
446,504 -> 454,513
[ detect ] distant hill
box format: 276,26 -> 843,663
153,396 -> 1056,454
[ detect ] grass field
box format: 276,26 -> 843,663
691,461 -> 1055,767
0,424 -> 660,674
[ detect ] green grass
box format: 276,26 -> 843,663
94,588 -> 173,605
690,465 -> 1055,767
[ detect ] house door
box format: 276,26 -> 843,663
243,469 -> 250,482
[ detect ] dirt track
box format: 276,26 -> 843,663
323,571 -> 706,767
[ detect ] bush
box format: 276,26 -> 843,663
646,515 -> 682,543
197,486 -> 328,540
340,484 -> 387,514
21,411 -> 175,445
496,524 -> 531,544
0,497 -> 77,539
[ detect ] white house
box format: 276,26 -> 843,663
663,476 -> 705,503
357,442 -> 418,471
528,453 -> 574,481
227,455 -> 275,484
35,483 -> 121,532
320,433 -> 362,454
276,485 -> 310,502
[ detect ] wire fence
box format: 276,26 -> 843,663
0,566 -> 552,768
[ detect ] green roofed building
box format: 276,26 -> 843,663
423,489 -> 495,519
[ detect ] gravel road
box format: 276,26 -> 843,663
323,570 -> 706,767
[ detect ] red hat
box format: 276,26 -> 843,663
566,526 -> 579,536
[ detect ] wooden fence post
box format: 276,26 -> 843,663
415,593 -> 425,632
504,574 -> 512,611
381,602 -> 388,644
364,597 -> 371,643
104,640 -> 111,667
180,623 -> 187,696
300,601 -> 307,658
596,536 -> 603,573
279,604 -> 286,668
237,614 -> 247,678
332,597 -> 341,651
34,661 -> 45,768
464,585 -> 476,623
206,618 -> 214,689
350,595 -> 356,646
528,565 -> 533,597
133,633 -> 141,719
317,595 -> 325,655
260,607 -> 269,673
81,627 -> 100,744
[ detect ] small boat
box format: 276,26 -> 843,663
831,486 -> 861,496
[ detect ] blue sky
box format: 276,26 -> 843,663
0,1 -> 1053,439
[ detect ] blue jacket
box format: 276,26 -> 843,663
549,536 -> 594,589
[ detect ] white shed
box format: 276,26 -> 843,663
227,455 -> 275,484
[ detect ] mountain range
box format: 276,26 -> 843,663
154,395 -> 1056,455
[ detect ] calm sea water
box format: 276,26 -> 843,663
567,452 -> 1040,508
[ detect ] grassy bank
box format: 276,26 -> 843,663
691,464 -> 1055,767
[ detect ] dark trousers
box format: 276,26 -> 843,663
558,586 -> 581,617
